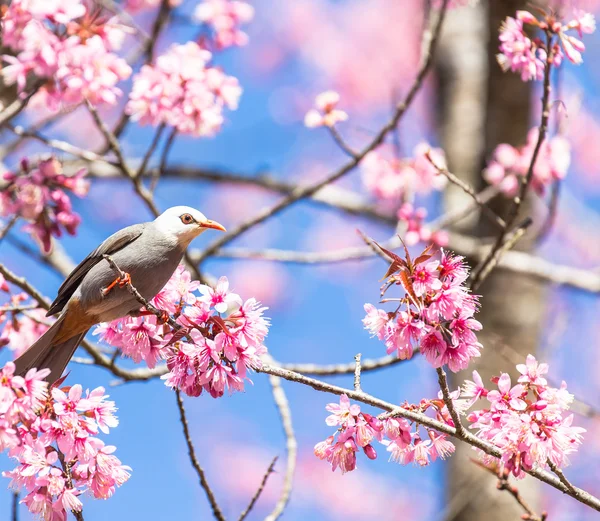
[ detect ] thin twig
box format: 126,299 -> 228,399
327,126 -> 358,158
425,151 -> 506,229
264,370 -> 297,521
0,87 -> 40,128
7,124 -> 110,164
11,491 -> 18,521
175,390 -> 226,521
0,216 -> 19,246
475,461 -> 546,521
195,0 -> 450,264
255,363 -> 600,512
470,218 -> 532,291
152,127 -> 178,193
237,456 -> 278,521
353,353 -> 362,391
547,459 -> 576,494
470,30 -> 553,289
135,123 -> 166,179
436,367 -> 465,436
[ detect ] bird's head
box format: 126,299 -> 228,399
154,206 -> 226,246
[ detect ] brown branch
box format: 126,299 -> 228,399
6,123 -> 112,164
0,86 -> 41,129
135,123 -> 166,179
425,151 -> 506,229
469,31 -> 553,289
194,0 -> 450,264
327,126 -> 358,158
175,390 -> 226,521
476,462 -> 546,521
436,366 -> 465,437
470,218 -> 532,291
547,460 -> 576,495
255,363 -> 600,512
264,369 -> 297,521
237,456 -> 278,521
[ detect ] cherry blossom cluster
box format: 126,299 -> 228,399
194,0 -> 254,50
314,393 -> 456,473
1,0 -> 132,110
304,91 -> 348,129
484,128 -> 570,196
0,362 -> 130,519
0,157 -> 89,252
126,41 -> 242,137
397,203 -> 448,247
361,144 -> 447,202
363,244 -> 482,372
497,9 -> 595,82
464,355 -> 584,479
94,266 -> 270,398
0,292 -> 51,359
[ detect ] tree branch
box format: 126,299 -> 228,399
175,390 -> 226,521
237,456 -> 278,521
194,0 -> 450,264
264,368 -> 297,521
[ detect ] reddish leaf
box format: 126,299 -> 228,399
397,270 -> 420,308
165,327 -> 191,347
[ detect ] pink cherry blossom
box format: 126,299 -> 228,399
484,128 -> 570,196
193,0 -> 254,49
0,362 -> 129,520
124,0 -> 182,12
396,204 -> 448,247
497,9 -> 595,82
95,269 -> 270,398
126,42 -> 241,137
304,90 -> 348,128
465,356 -> 584,478
364,246 -> 481,372
1,0 -> 131,109
361,144 -> 447,202
0,157 -> 88,252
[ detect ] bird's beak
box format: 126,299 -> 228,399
201,219 -> 226,232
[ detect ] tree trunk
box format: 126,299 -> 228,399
435,1 -> 546,519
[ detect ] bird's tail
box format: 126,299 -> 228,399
14,315 -> 89,383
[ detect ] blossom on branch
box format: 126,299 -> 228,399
363,243 -> 482,372
126,42 -> 242,137
497,8 -> 596,81
0,362 -> 129,520
361,144 -> 447,202
464,355 -> 585,479
315,393 -> 457,473
193,0 -> 254,49
1,0 -> 132,110
397,203 -> 448,247
484,128 -> 570,196
94,266 -> 270,398
0,157 -> 89,252
304,91 -> 348,128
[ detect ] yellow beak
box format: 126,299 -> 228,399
201,219 -> 226,232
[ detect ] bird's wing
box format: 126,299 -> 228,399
47,223 -> 147,316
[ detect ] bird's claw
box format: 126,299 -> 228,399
102,272 -> 132,296
157,310 -> 170,324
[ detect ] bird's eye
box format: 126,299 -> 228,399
180,213 -> 195,225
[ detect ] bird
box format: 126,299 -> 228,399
14,206 -> 226,383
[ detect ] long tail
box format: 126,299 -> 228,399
14,315 -> 89,383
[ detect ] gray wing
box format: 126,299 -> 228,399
46,223 -> 147,316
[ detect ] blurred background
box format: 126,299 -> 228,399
1,0 -> 600,520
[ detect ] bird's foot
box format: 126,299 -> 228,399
156,309 -> 170,324
101,272 -> 132,296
